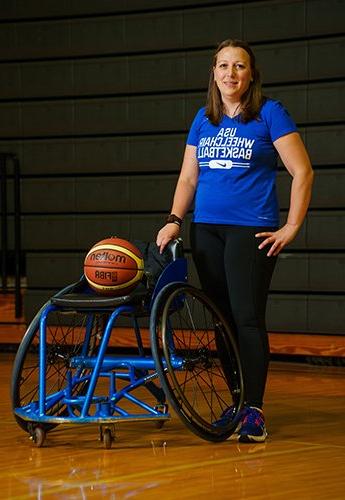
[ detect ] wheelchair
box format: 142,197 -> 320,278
11,239 -> 244,448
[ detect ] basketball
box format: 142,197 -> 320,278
84,237 -> 144,295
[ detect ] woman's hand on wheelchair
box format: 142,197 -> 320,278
156,223 -> 180,253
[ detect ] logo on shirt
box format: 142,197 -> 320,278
197,127 -> 255,168
208,160 -> 250,169
205,159 -> 250,169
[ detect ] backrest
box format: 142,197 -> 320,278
132,238 -> 187,309
133,238 -> 184,292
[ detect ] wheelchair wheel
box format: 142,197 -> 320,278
150,283 -> 244,442
11,303 -> 103,432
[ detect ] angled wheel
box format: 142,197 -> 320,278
150,283 -> 244,442
11,302 -> 103,432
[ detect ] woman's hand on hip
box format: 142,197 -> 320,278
156,223 -> 181,254
255,223 -> 299,257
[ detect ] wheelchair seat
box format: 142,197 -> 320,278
51,279 -> 148,309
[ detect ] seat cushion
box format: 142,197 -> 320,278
51,283 -> 148,310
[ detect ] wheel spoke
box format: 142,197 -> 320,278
151,283 -> 244,442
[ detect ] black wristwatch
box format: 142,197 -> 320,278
166,213 -> 183,226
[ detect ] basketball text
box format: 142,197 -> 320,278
91,251 -> 126,264
95,270 -> 118,282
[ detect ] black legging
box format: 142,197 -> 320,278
190,222 -> 277,409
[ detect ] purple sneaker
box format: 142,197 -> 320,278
238,406 -> 267,443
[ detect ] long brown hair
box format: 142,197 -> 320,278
206,39 -> 264,125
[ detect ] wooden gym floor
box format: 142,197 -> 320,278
1,352 -> 345,499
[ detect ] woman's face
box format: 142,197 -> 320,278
213,46 -> 252,102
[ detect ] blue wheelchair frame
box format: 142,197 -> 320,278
14,254 -> 187,431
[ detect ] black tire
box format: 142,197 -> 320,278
32,426 -> 46,447
150,283 -> 244,442
103,428 -> 113,449
11,303 -> 103,432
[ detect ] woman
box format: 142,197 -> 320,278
156,39 -> 313,442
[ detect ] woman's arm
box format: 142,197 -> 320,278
255,132 -> 314,256
156,145 -> 199,252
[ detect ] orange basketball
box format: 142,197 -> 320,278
84,237 -> 144,296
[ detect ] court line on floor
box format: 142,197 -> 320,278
285,439 -> 345,449
7,443 -> 330,499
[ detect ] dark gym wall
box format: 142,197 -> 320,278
0,0 -> 344,333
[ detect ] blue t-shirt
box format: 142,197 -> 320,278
186,99 -> 297,227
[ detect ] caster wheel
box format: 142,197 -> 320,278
103,428 -> 113,449
32,427 -> 46,448
154,403 -> 168,429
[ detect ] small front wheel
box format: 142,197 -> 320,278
154,403 -> 169,429
32,427 -> 46,448
101,427 -> 114,449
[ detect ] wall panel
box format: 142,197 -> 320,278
26,253 -> 83,288
309,255 -> 345,292
307,296 -> 345,334
125,12 -> 183,51
306,0 -> 345,35
182,5 -> 243,47
257,41 -> 308,83
307,212 -> 345,249
309,37 -> 345,79
271,254 -> 345,292
277,169 -> 345,209
243,0 -> 306,41
20,61 -> 74,98
267,295 -> 308,332
305,126 -> 345,166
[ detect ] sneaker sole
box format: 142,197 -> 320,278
238,431 -> 268,443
